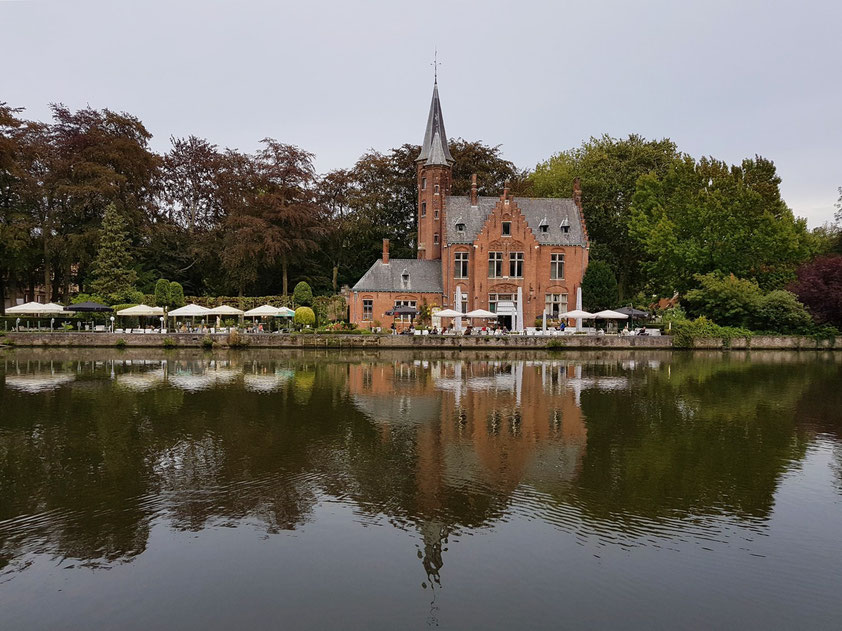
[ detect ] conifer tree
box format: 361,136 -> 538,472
89,204 -> 138,304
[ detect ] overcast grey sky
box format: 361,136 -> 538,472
2,0 -> 839,226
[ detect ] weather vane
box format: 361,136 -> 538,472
431,48 -> 441,83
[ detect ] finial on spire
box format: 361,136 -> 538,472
431,48 -> 441,83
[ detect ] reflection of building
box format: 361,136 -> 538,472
347,358 -> 588,583
349,78 -> 589,330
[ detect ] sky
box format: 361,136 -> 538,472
2,0 -> 839,227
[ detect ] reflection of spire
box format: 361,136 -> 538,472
418,520 -> 448,589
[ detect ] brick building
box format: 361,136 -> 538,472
350,80 -> 589,330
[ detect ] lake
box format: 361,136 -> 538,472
1,348 -> 841,630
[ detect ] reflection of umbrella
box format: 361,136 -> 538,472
6,373 -> 76,393
65,301 -> 112,312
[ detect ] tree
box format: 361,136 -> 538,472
448,139 -> 528,196
530,134 -> 680,298
293,281 -> 313,306
160,135 -> 222,232
154,279 -> 171,307
629,155 -> 812,295
169,282 -> 185,308
788,255 -> 842,329
89,204 -> 138,304
581,260 -> 618,311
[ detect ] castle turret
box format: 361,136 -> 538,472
416,80 -> 453,260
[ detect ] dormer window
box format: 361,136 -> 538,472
560,217 -> 570,234
401,269 -> 409,284
456,222 -> 466,233
539,225 -> 549,233
538,216 -> 549,233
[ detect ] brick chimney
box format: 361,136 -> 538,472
573,177 -> 582,209
382,238 -> 390,264
470,173 -> 478,206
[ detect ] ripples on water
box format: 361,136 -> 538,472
1,349 -> 841,629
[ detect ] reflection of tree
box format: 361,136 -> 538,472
572,358 -> 818,522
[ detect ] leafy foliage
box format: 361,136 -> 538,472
293,281 -> 313,306
293,306 -> 315,327
788,255 -> 842,329
630,156 -> 812,295
154,279 -> 171,307
169,282 -> 185,308
89,204 -> 139,304
581,260 -> 618,311
530,134 -> 680,298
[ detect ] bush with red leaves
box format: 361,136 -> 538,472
789,256 -> 842,329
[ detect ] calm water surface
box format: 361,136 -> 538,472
1,348 -> 841,630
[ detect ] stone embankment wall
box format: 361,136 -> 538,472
2,332 -> 838,350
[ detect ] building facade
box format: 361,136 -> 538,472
350,80 -> 589,330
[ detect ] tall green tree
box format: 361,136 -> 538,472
89,203 -> 138,303
629,155 -> 812,295
581,260 -> 619,311
530,134 -> 680,299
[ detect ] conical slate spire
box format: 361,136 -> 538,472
416,82 -> 454,165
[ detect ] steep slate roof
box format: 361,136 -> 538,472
352,259 -> 443,293
445,195 -> 587,247
416,82 -> 454,166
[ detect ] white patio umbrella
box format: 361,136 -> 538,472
116,304 -> 164,316
6,301 -> 64,314
435,308 -> 463,318
244,304 -> 282,317
594,310 -> 629,320
559,309 -> 595,320
465,309 -> 497,318
276,307 -> 295,317
206,304 -> 244,330
168,304 -> 211,317
205,305 -> 245,316
168,304 -> 211,330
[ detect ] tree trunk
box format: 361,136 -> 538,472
0,275 -> 6,316
43,233 -> 51,302
332,264 -> 338,293
282,255 -> 288,296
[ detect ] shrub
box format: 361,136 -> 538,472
115,338 -> 127,348
753,290 -> 813,334
162,337 -> 177,349
293,281 -> 313,307
154,279 -> 171,307
227,329 -> 248,348
683,273 -> 763,328
201,336 -> 214,349
169,282 -> 185,308
294,306 -> 315,327
671,317 -> 752,348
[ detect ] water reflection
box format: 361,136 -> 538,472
1,349 -> 841,591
